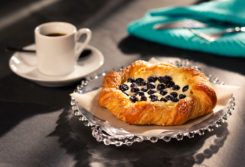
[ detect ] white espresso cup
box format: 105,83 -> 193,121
35,22 -> 92,76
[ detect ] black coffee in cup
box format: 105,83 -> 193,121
45,32 -> 66,37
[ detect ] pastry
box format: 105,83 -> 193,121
98,60 -> 217,126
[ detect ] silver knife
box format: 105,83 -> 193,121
154,19 -> 207,30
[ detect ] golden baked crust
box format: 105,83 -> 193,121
98,60 -> 217,126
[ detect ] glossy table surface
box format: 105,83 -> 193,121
0,0 -> 245,167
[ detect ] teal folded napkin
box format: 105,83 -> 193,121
127,0 -> 245,57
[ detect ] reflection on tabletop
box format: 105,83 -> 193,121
50,107 -> 228,167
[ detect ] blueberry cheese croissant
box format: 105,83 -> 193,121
98,60 -> 217,126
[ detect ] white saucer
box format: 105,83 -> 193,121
9,44 -> 104,87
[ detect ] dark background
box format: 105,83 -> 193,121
0,0 -> 245,167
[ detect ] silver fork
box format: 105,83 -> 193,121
189,27 -> 245,42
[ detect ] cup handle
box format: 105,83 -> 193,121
75,28 -> 92,59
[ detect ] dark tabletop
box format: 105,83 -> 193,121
0,0 -> 245,167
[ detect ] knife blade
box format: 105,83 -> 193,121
154,19 -> 207,30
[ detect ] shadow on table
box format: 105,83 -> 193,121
0,74 -> 78,137
118,36 -> 245,75
50,107 -> 229,167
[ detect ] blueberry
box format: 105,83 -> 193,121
148,76 -> 158,82
130,83 -> 137,88
165,95 -> 173,101
166,81 -> 175,88
157,84 -> 165,90
140,96 -> 147,101
158,75 -> 172,83
172,85 -> 180,90
127,78 -> 135,83
165,94 -> 179,102
135,78 -> 145,86
131,87 -> 140,93
141,81 -> 147,86
171,98 -> 179,102
170,92 -> 178,98
138,91 -> 145,96
179,94 -> 186,99
141,87 -> 148,92
160,90 -> 167,96
165,75 -> 172,81
160,97 -> 168,102
148,90 -> 156,95
182,85 -> 189,92
136,78 -> 144,82
149,95 -> 158,102
119,84 -> 129,91
158,77 -> 165,83
130,96 -> 138,103
147,82 -> 155,89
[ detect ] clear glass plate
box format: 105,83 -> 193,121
71,59 -> 235,146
